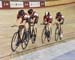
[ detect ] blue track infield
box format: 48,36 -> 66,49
11,40 -> 75,60
52,50 -> 75,60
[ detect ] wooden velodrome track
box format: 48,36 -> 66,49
0,3 -> 75,60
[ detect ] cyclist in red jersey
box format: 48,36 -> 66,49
55,12 -> 64,38
43,11 -> 53,32
16,9 -> 29,46
28,9 -> 39,39
17,9 -> 28,25
28,9 -> 39,24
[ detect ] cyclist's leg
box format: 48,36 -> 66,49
46,24 -> 51,32
25,22 -> 29,32
30,24 -> 33,38
60,24 -> 63,38
16,25 -> 23,46
18,25 -> 23,39
58,20 -> 64,38
47,24 -> 51,38
60,21 -> 64,33
55,20 -> 60,29
24,22 -> 29,39
45,24 -> 48,32
34,24 -> 37,34
49,23 -> 52,35
29,24 -> 36,43
19,20 -> 26,42
45,24 -> 49,38
48,23 -> 52,31
33,23 -> 37,40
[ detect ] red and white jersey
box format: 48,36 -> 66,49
17,12 -> 27,20
30,11 -> 39,23
17,12 -> 30,23
33,12 -> 39,17
56,15 -> 64,22
43,15 -> 52,23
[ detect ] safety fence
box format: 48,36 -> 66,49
0,1 -> 75,9
0,1 -> 45,9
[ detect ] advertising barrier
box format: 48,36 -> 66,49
2,1 -> 10,9
0,1 -> 2,8
10,1 -> 24,8
29,2 -> 40,7
40,1 -> 45,7
0,1 -> 74,9
24,1 -> 29,8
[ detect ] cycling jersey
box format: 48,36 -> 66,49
30,11 -> 39,24
17,13 -> 29,23
43,15 -> 52,23
56,15 -> 64,22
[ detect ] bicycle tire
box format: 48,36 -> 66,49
47,27 -> 52,42
41,28 -> 46,43
11,32 -> 19,52
21,31 -> 29,49
59,29 -> 62,40
55,28 -> 59,41
31,28 -> 37,44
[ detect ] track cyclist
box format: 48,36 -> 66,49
55,12 -> 64,38
28,9 -> 39,42
43,11 -> 53,41
16,9 -> 30,46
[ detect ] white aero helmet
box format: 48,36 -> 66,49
45,11 -> 49,16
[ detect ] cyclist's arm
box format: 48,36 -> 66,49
49,16 -> 53,23
53,19 -> 60,26
43,16 -> 47,24
16,17 -> 26,26
60,16 -> 64,24
16,18 -> 22,26
34,13 -> 39,23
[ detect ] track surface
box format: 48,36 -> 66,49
0,3 -> 75,60
11,39 -> 75,60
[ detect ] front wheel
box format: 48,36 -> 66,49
47,27 -> 52,42
55,28 -> 59,41
31,28 -> 37,44
41,28 -> 46,43
11,32 -> 19,52
55,27 -> 62,41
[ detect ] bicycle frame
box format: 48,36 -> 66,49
44,23 -> 50,32
56,23 -> 61,33
17,25 -> 25,41
41,23 -> 51,43
55,23 -> 62,41
11,25 -> 29,52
